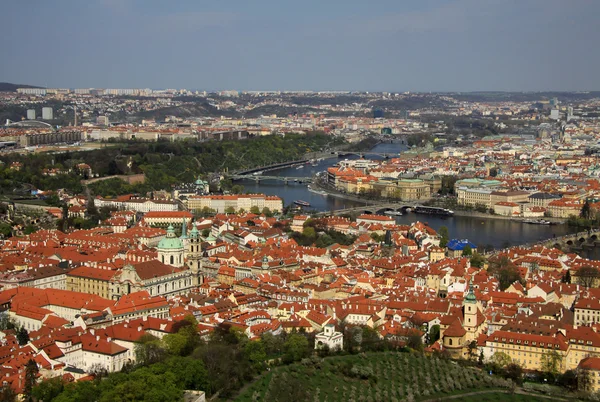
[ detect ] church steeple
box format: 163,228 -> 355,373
465,280 -> 477,304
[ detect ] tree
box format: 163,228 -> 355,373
470,252 -> 485,268
17,327 -> 29,346
134,333 -> 167,366
201,228 -> 210,238
575,266 -> 600,288
283,334 -> 309,363
462,245 -> 473,256
0,384 -> 15,401
491,351 -> 512,368
540,350 -> 563,376
562,270 -> 572,284
244,340 -> 266,371
467,340 -> 478,360
302,226 -> 316,240
581,200 -> 592,220
163,333 -> 188,356
438,226 -> 449,248
225,206 -> 235,214
505,363 -> 523,385
261,207 -> 273,217
488,256 -> 522,291
428,325 -> 440,344
23,359 -> 38,401
250,206 -> 260,215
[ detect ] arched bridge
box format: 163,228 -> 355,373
514,229 -> 600,252
230,174 -> 313,184
314,202 -> 424,216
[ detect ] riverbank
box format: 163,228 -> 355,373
312,181 -> 567,223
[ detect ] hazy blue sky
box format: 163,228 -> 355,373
2,0 -> 599,92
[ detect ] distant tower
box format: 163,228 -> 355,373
73,104 -> 77,126
463,280 -> 481,337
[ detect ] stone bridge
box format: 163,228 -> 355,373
518,229 -> 600,252
314,202 -> 421,216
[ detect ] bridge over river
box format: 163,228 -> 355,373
230,174 -> 313,184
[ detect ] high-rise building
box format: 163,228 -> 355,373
26,109 -> 36,120
42,107 -> 54,120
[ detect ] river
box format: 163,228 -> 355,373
237,142 -> 578,249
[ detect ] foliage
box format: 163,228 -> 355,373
31,377 -> 65,402
462,245 -> 473,256
238,352 -> 513,401
17,327 -> 29,346
470,252 -> 486,268
574,266 -> 600,288
540,350 -> 563,376
283,334 -> 310,363
0,133 -> 344,197
23,359 -> 38,401
438,226 -> 449,248
488,256 -> 522,291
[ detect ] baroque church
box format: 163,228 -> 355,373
110,220 -> 203,299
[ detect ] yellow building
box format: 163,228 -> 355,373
66,266 -> 116,299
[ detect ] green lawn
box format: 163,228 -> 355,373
235,352 -> 513,402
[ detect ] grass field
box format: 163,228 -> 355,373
235,352 -> 513,402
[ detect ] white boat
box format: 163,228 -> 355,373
307,186 -> 328,196
384,210 -> 403,216
296,165 -> 304,170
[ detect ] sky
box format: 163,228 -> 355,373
1,0 -> 599,92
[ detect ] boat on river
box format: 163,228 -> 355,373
384,210 -> 403,216
523,219 -> 552,225
294,200 -> 311,207
307,185 -> 328,196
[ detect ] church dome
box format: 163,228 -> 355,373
157,225 -> 184,250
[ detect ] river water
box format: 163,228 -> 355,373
238,142 -> 578,249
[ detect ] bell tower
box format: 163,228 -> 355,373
187,225 -> 203,286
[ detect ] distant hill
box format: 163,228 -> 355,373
0,82 -> 44,92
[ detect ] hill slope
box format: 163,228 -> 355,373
0,82 -> 44,92
236,352 -> 512,401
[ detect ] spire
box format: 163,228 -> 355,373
180,218 -> 188,239
465,279 -> 477,303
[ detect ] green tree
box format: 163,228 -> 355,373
31,377 -> 65,402
462,245 -> 473,256
225,206 -> 235,214
250,206 -> 260,214
438,226 -> 449,248
428,325 -> 440,344
0,222 -> 12,238
163,333 -> 188,356
134,333 -> 167,366
261,207 -> 273,217
23,359 -> 38,401
470,252 -> 485,268
541,350 -> 563,376
491,351 -> 512,368
283,334 -> 309,363
201,228 -> 210,238
17,327 -> 29,346
302,226 -> 316,240
244,340 -> 267,370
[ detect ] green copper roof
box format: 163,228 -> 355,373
158,225 -> 184,250
465,280 -> 477,303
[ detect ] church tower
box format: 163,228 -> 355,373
187,225 -> 203,286
463,280 -> 482,341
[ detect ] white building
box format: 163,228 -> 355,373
315,324 -> 343,351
